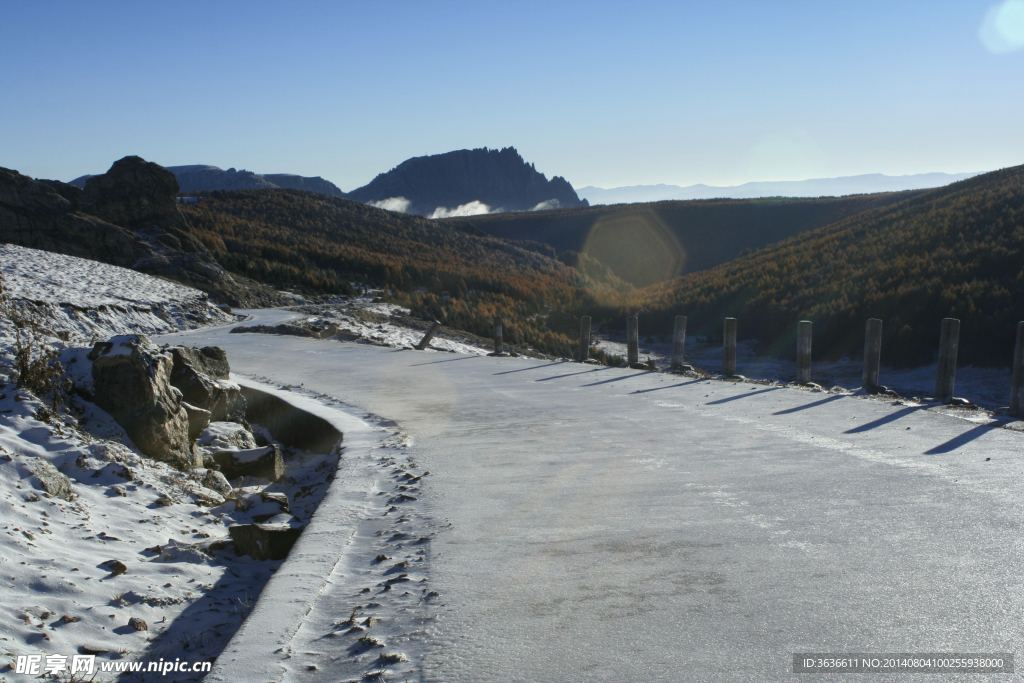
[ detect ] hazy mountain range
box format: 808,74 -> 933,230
69,148 -> 587,218
576,172 -> 980,205
68,155 -> 980,216
71,165 -> 346,197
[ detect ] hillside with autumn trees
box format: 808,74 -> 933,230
442,191 -> 924,287
179,190 -> 631,356
612,164 -> 1024,367
179,163 -> 1024,368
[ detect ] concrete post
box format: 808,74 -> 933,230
862,318 -> 882,393
723,317 -> 737,376
578,316 -> 592,361
1011,322 -> 1024,416
935,318 -> 960,403
627,316 -> 639,364
796,320 -> 812,384
414,321 -> 442,350
671,316 -> 687,368
493,316 -> 503,354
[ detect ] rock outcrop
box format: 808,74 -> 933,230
0,166 -> 149,268
1,159 -> 285,308
182,403 -> 212,441
212,445 -> 284,482
198,422 -> 258,451
229,522 -> 302,560
81,156 -> 190,234
79,157 -> 283,307
90,335 -> 198,469
30,459 -> 74,501
201,469 -> 233,496
346,146 -> 588,216
168,346 -> 244,422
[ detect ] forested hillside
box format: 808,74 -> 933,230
179,164 -> 1024,368
444,192 -> 925,287
612,164 -> 1024,367
180,190 -> 630,355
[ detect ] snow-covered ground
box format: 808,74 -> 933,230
4,245 -> 1023,681
0,247 -> 297,682
269,300 -> 498,356
0,243 -> 232,346
161,309 -> 1024,683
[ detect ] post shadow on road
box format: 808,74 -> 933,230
535,367 -> 609,382
924,422 -> 1002,454
705,386 -> 780,404
492,360 -> 569,375
772,393 -> 846,415
631,379 -> 705,394
844,405 -> 924,433
582,371 -> 655,387
410,355 -> 481,366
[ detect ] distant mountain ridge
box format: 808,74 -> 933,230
578,172 -> 980,205
70,165 -> 346,197
346,147 -> 588,217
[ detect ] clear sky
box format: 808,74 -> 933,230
1,1 -> 1022,190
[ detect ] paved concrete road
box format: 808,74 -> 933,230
164,311 -> 1023,682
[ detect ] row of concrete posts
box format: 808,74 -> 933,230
531,314 -> 1024,415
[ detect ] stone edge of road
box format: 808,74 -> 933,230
205,376 -> 381,683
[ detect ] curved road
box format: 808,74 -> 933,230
162,310 -> 1023,682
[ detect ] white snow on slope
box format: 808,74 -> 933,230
0,378 -> 367,682
1,243 -> 232,344
270,299 -> 497,356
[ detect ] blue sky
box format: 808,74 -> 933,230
1,1 -> 1022,190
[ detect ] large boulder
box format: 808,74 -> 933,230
0,160 -> 287,309
168,346 -> 244,422
90,335 -> 199,469
81,156 -> 191,234
0,166 -> 149,268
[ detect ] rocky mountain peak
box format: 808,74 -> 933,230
346,146 -> 588,216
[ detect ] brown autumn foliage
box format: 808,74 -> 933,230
179,164 -> 1024,368
611,165 -> 1024,367
180,190 -> 632,356
442,191 -> 923,287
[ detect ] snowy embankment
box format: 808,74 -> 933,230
240,299 -> 500,357
0,243 -> 232,345
0,246 -> 384,681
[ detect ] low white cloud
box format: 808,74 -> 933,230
369,196 -> 412,213
531,199 -> 561,211
429,200 -> 496,219
980,0 -> 1024,53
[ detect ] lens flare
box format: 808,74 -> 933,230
582,207 -> 686,288
980,0 -> 1024,53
